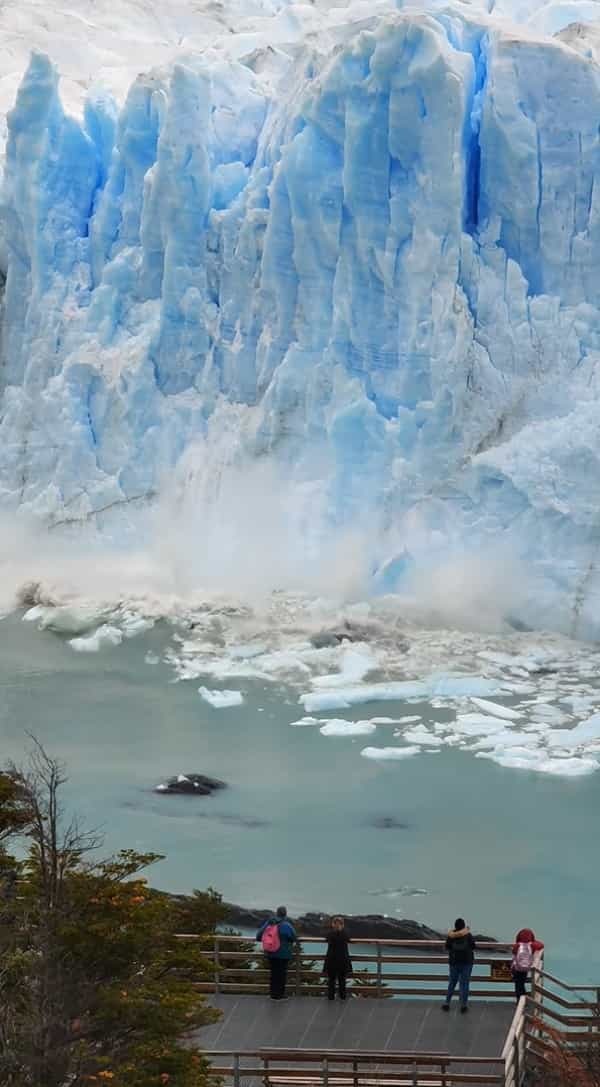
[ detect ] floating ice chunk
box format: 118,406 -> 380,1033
145,651 -> 160,665
198,687 -> 244,708
360,746 -> 420,761
312,646 -> 378,689
69,625 -> 123,652
22,606 -> 47,623
27,604 -> 109,635
454,713 -> 512,736
121,615 -> 155,638
319,719 -> 377,737
301,675 -> 504,713
477,749 -> 599,777
546,713 -> 600,749
290,716 -> 319,727
559,696 -> 599,713
303,691 -> 353,712
469,698 -> 522,721
467,730 -> 541,751
402,726 -> 442,746
395,715 -> 422,724
530,704 -> 569,725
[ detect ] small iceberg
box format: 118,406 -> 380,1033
198,687 -> 244,708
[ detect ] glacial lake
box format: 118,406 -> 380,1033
1,610 -> 599,985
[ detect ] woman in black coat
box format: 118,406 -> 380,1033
323,916 -> 353,1000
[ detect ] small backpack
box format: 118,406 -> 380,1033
452,935 -> 470,954
261,923 -> 281,954
515,942 -> 533,971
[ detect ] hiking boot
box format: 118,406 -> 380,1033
460,1005 -> 469,1014
441,1004 -> 450,1011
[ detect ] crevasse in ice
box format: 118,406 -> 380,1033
2,1 -> 600,632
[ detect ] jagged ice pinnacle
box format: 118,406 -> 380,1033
2,0 -> 600,634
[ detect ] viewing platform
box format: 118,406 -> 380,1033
177,933 -> 600,1085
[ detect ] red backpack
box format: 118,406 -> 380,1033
261,923 -> 281,953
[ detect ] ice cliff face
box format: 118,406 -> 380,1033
2,0 -> 600,633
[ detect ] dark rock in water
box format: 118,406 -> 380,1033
221,903 -> 498,943
370,816 -> 411,830
155,773 -> 226,796
295,913 -> 445,941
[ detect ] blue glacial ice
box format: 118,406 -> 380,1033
3,3 -> 600,633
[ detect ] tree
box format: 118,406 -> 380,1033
0,741 -> 223,1087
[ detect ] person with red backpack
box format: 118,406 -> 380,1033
256,906 -> 298,1000
511,928 -> 544,1002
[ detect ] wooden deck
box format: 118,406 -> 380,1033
197,993 -> 515,1064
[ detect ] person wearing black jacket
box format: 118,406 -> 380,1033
442,918 -> 476,1013
323,916 -> 353,1000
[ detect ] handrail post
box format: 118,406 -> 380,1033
322,1057 -> 329,1087
412,1059 -> 418,1087
214,935 -> 221,994
376,943 -> 383,997
295,946 -> 301,996
352,1057 -> 358,1087
233,1053 -> 240,1087
513,1034 -> 520,1086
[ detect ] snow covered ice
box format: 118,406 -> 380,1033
3,0 -> 600,637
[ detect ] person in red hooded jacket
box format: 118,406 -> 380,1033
511,928 -> 544,1002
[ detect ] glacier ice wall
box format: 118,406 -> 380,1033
3,9 -> 600,633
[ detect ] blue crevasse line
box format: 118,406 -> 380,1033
464,33 -> 488,237
86,377 -> 101,447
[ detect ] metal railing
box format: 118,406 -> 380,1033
175,934 -> 520,1001
525,963 -> 600,1059
501,998 -> 526,1087
181,935 -> 600,1086
204,1048 -> 506,1087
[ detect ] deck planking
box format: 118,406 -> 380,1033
196,993 -> 515,1069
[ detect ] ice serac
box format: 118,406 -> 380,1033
2,8 -> 600,632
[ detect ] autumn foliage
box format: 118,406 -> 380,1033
528,1019 -> 600,1087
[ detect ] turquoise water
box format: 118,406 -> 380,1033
0,613 -> 598,984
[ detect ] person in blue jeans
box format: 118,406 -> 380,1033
442,918 -> 476,1013
256,905 -> 297,1000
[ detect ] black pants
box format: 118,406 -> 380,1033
327,970 -> 347,1000
514,971 -> 528,1000
269,957 -> 289,999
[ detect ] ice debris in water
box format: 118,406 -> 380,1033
19,584 -> 600,778
319,719 -> 377,737
469,698 -> 522,721
301,676 -> 505,713
361,747 -> 421,761
69,625 -> 124,652
198,686 -> 244,708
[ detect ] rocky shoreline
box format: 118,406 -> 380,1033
222,903 -> 495,943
